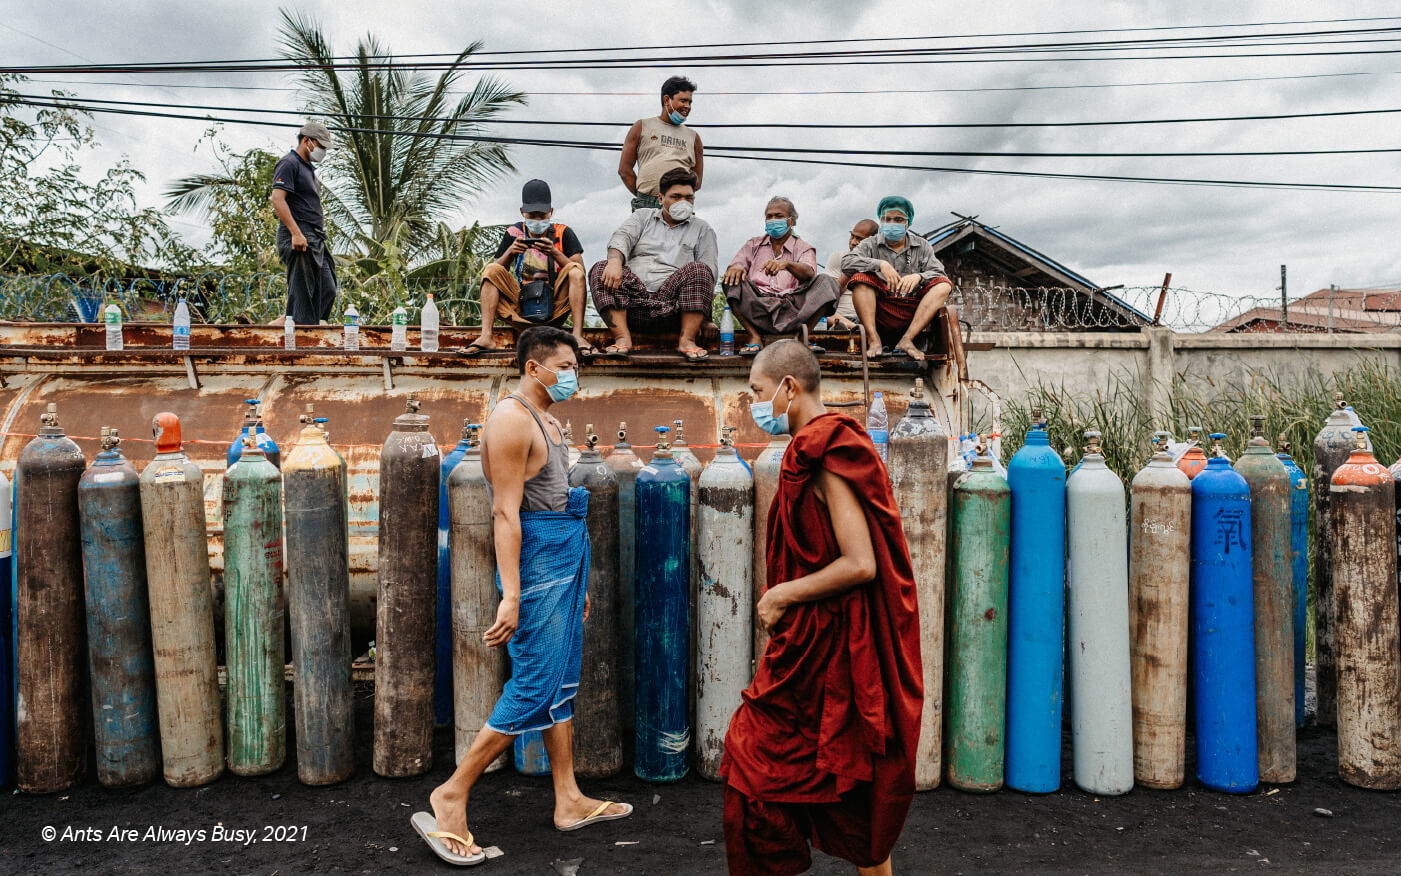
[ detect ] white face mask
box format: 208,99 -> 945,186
666,200 -> 693,222
309,144 -> 327,163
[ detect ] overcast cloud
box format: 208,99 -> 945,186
3,0 -> 1399,307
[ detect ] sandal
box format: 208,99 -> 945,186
739,343 -> 762,356
602,344 -> 632,360
410,811 -> 486,866
456,343 -> 492,358
678,347 -> 711,362
555,800 -> 634,833
576,342 -> 600,361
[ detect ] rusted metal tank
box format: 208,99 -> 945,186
889,377 -> 948,791
1177,426 -> 1208,480
1277,438 -> 1309,728
449,423 -> 508,770
435,424 -> 473,728
282,404 -> 355,785
140,412 -> 223,788
1313,393 -> 1356,729
222,437 -> 286,777
694,427 -> 754,781
604,421 -> 644,754
1066,430 -> 1134,796
79,427 -> 160,788
569,425 -> 622,778
751,434 -> 789,672
1128,431 -> 1192,790
15,403 -> 88,793
1235,416 -> 1295,784
373,397 -> 440,778
0,466 -> 13,790
1330,425 -> 1401,789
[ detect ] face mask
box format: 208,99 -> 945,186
880,221 -> 906,242
523,218 -> 551,236
667,200 -> 693,222
309,144 -> 327,163
750,379 -> 793,436
668,109 -> 687,125
765,218 -> 789,239
531,362 -> 578,403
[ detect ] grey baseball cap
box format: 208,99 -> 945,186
299,121 -> 333,147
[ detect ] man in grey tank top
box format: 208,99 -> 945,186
619,76 -> 704,212
418,327 -> 631,865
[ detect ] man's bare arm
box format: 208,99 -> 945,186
481,404 -> 534,646
693,132 -> 704,189
618,122 -> 642,194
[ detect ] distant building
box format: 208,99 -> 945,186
920,215 -> 1148,332
1211,287 -> 1401,333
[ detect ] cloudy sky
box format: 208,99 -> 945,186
3,0 -> 1400,316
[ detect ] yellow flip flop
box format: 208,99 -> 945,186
411,811 -> 486,866
556,800 -> 634,832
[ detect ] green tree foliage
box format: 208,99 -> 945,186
164,129 -> 284,273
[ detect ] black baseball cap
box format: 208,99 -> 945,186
521,179 -> 552,213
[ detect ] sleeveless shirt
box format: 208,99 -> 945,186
490,394 -> 570,513
634,115 -> 698,198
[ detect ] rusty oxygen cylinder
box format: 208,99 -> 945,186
15,402 -> 88,793
1330,425 -> 1401,789
140,411 -> 224,788
751,433 -> 790,672
374,397 -> 440,778
449,422 -> 508,771
79,427 -> 160,788
569,424 -> 623,778
1313,392 -> 1356,729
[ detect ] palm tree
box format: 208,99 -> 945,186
277,9 -> 525,271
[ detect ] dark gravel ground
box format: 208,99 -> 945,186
3,684 -> 1400,876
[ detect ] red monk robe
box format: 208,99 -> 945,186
721,412 -> 923,875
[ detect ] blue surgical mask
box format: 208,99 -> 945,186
880,221 -> 907,242
749,379 -> 793,436
532,362 -> 578,403
669,110 -> 687,125
765,218 -> 789,239
523,218 -> 551,236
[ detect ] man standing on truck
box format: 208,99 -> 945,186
619,76 -> 703,212
270,121 -> 337,325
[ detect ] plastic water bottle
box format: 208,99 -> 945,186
867,391 -> 889,462
948,436 -> 969,472
104,303 -> 123,351
343,303 -> 359,351
390,306 -> 408,351
421,294 -> 439,352
718,306 -> 735,357
284,314 -> 296,350
816,317 -> 828,331
172,299 -> 190,351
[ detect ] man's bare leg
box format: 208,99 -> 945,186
566,269 -> 589,348
603,307 -> 633,353
858,857 -> 893,876
893,283 -> 951,363
540,720 -> 629,827
472,280 -> 501,350
678,311 -> 706,355
851,284 -> 884,359
427,728 -> 515,858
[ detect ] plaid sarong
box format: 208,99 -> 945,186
589,260 -> 716,321
485,487 -> 591,735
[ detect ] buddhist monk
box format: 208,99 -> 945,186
722,339 -> 924,876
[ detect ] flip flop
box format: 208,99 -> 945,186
555,801 -> 634,833
456,343 -> 492,359
411,811 -> 486,866
602,345 -> 632,360
678,348 -> 711,362
808,343 -> 825,353
739,343 -> 762,356
576,343 -> 600,361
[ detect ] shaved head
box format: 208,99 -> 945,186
853,219 -> 878,235
752,338 -> 820,393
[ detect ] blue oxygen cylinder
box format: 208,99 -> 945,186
515,730 -> 551,776
1277,441 -> 1309,729
227,399 -> 280,469
1006,408 -> 1066,793
633,426 -> 691,782
1191,453 -> 1259,793
435,424 -> 471,728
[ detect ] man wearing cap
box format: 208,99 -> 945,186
842,197 -> 953,361
463,179 -> 592,358
618,76 -> 703,212
271,121 -> 337,325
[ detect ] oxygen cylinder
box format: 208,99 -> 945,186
605,422 -> 644,751
1312,393 -> 1355,729
569,425 -> 622,778
751,435 -> 789,671
634,426 -> 691,782
435,425 -> 472,728
888,378 -> 949,791
283,404 -> 355,785
1128,431 -> 1192,790
515,731 -> 551,776
1235,416 -> 1295,784
1278,439 -> 1309,729
15,403 -> 86,793
226,398 -> 281,469
1191,450 -> 1259,793
670,419 -> 703,739
1177,426 -> 1208,480
222,436 -> 286,777
1004,407 -> 1065,794
694,427 -> 754,781
1331,426 -> 1401,789
564,422 -> 581,468
374,397 -> 440,778
944,448 -> 1009,792
78,427 -> 160,788
0,467 -> 12,790
449,423 -> 507,771
140,412 -> 223,788
1066,430 -> 1134,796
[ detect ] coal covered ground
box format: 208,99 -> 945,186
4,683 -> 1400,875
